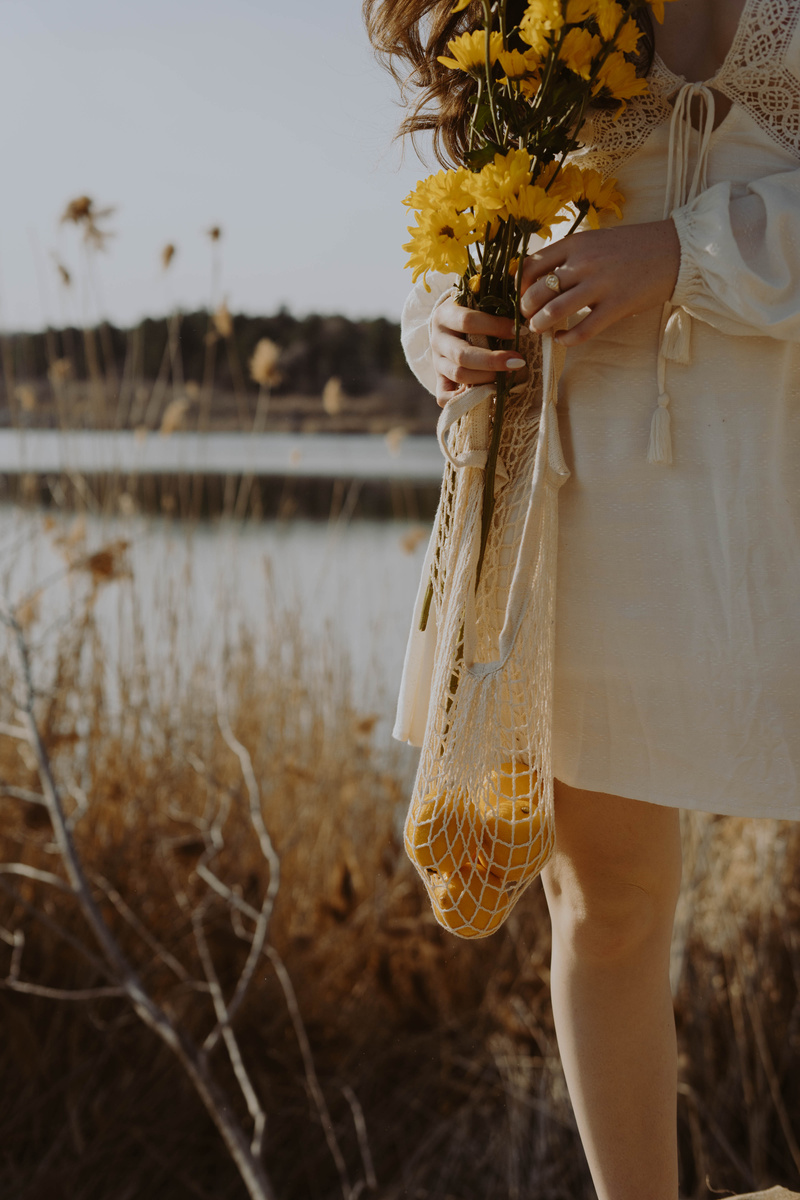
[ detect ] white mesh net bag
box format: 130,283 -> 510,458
403,330 -> 569,939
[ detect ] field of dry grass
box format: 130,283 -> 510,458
0,530 -> 797,1200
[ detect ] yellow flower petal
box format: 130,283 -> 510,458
558,27 -> 602,80
519,0 -> 563,55
437,29 -> 503,73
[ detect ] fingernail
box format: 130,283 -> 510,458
506,357 -> 526,369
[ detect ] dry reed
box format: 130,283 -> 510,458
0,525 -> 796,1200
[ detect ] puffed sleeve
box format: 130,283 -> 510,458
401,271 -> 458,394
670,167 -> 800,340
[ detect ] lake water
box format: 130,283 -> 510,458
0,430 -> 443,483
0,506 -> 430,749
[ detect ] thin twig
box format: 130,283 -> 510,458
0,863 -> 72,891
266,944 -> 352,1200
0,601 -> 277,1200
342,1084 -> 378,1192
91,872 -> 191,984
0,782 -> 47,805
192,908 -> 267,1157
0,979 -> 126,1000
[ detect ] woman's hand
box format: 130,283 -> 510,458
520,219 -> 681,347
430,299 -> 525,408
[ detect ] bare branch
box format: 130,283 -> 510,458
210,690 -> 280,1048
192,908 -> 267,1157
91,873 -> 192,984
266,945 -> 352,1200
0,602 -> 278,1200
342,1085 -> 378,1193
197,865 -> 260,924
0,782 -> 47,806
0,863 -> 72,892
0,721 -> 29,741
0,979 -> 126,1001
0,877 -> 113,980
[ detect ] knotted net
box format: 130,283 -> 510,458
404,331 -> 569,938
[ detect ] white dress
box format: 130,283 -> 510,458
396,0 -> 800,820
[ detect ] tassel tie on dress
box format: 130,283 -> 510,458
648,81 -> 716,465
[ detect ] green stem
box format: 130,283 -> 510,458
476,369 -> 507,588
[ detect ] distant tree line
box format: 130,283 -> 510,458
2,308 -> 419,399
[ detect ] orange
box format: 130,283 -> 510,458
431,862 -> 510,936
477,760 -> 544,884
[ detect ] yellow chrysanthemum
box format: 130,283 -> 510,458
471,148 -> 533,220
592,50 -> 649,102
615,17 -> 642,55
519,0 -> 563,56
536,159 -> 574,201
648,0 -> 678,23
498,46 -> 542,80
559,27 -> 602,79
498,47 -> 542,96
565,0 -> 594,22
504,185 -> 569,238
403,207 -> 479,289
437,29 -> 503,72
403,167 -> 472,213
570,168 -> 625,227
593,0 -> 624,42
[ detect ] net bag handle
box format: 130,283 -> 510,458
434,331 -> 569,678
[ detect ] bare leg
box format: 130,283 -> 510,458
541,780 -> 682,1200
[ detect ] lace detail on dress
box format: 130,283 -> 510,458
714,0 -> 800,159
568,56 -> 677,179
570,0 -> 800,179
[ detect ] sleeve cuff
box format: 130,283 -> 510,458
669,206 -> 706,309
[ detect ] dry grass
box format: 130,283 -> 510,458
0,543 -> 797,1200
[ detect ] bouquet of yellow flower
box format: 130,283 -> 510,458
401,0 -> 670,938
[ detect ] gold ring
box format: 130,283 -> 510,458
544,272 -> 562,295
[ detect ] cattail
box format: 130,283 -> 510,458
15,385 -> 37,412
249,338 -> 281,386
322,377 -> 345,416
161,243 -> 177,270
48,358 -> 73,384
213,301 -> 233,339
385,425 -> 407,457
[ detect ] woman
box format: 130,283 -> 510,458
365,0 -> 800,1196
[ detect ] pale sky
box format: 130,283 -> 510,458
0,0 -> 435,331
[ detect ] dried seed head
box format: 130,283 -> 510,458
48,357 -> 73,384
213,301 -> 233,339
249,338 -> 281,386
60,195 -> 116,250
385,425 -> 407,457
322,377 -> 344,416
15,385 -> 37,412
54,259 -> 72,288
159,397 -> 190,436
207,225 -> 222,242
161,243 -> 177,270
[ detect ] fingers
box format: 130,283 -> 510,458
434,300 -> 516,344
519,243 -> 569,299
432,299 -> 524,404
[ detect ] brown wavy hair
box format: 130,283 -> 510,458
363,0 -> 655,167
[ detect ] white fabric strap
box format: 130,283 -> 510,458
649,81 -> 717,465
460,333 -> 567,674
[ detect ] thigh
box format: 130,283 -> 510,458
543,779 -> 683,912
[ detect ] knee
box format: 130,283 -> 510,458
544,861 -> 681,967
